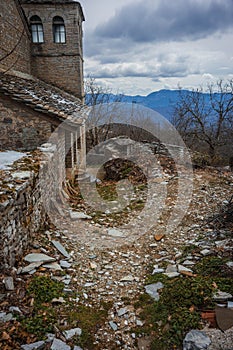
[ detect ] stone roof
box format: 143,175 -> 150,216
0,70 -> 88,125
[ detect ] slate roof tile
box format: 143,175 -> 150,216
0,71 -> 88,125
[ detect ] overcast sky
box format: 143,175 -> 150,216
81,0 -> 233,95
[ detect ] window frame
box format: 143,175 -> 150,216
53,16 -> 66,44
30,15 -> 44,44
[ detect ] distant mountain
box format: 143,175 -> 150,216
121,89 -> 184,120
86,89 -> 187,121
85,89 -> 225,122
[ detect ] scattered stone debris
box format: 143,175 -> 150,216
3,276 -> 14,291
69,210 -> 92,220
0,167 -> 233,349
51,338 -> 71,350
183,330 -> 211,350
21,341 -> 45,350
52,240 -> 70,258
145,282 -> 164,301
63,327 -> 82,340
24,253 -> 55,263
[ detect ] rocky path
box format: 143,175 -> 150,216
0,167 -> 233,349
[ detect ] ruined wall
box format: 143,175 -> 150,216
21,2 -> 84,99
0,131 -> 66,269
0,0 -> 31,74
0,95 -> 52,151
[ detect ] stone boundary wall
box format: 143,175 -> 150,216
0,137 -> 66,270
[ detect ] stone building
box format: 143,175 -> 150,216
0,0 -> 87,178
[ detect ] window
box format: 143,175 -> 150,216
30,15 -> 44,43
53,16 -> 66,43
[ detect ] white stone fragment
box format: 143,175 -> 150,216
24,253 -> 55,263
51,339 -> 71,350
43,262 -> 63,271
69,211 -> 92,220
52,240 -> 70,258
21,341 -> 45,350
63,327 -> 82,340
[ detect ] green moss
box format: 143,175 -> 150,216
64,302 -> 112,349
135,275 -> 215,349
214,277 -> 233,294
193,256 -> 228,277
181,244 -> 199,256
145,273 -> 170,285
27,275 -> 64,306
21,307 -> 56,337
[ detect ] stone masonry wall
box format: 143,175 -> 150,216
0,95 -> 52,151
0,0 -> 31,74
0,130 -> 66,269
21,2 -> 84,99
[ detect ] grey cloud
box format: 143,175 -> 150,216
95,0 -> 233,43
86,54 -> 200,79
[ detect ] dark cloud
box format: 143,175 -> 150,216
95,0 -> 233,43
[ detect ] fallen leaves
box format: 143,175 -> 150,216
154,234 -> 165,242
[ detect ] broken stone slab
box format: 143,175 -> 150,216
52,240 -> 70,259
4,277 -> 14,291
60,260 -> 71,269
109,321 -> 118,331
183,260 -> 195,266
200,249 -> 211,256
46,333 -> 55,342
69,211 -> 92,220
21,262 -> 43,274
63,327 -> 82,340
118,308 -> 128,317
183,330 -> 211,350
120,275 -> 135,282
0,312 -> 13,322
108,228 -> 125,237
145,282 -> 164,301
213,290 -> 233,301
24,253 -> 55,263
21,341 -> 45,350
152,267 -> 164,274
178,265 -> 193,273
42,262 -> 63,271
165,264 -> 178,273
163,272 -> 180,278
51,338 -> 71,350
136,319 -> 144,326
9,306 -> 22,314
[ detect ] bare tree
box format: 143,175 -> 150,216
173,80 -> 233,163
85,77 -> 125,148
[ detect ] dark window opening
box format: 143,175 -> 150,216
30,15 -> 44,43
53,16 -> 66,43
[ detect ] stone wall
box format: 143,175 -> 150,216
0,130 -> 66,269
0,95 -> 52,151
21,1 -> 84,99
0,0 -> 31,74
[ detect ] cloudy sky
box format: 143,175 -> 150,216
81,0 -> 233,95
